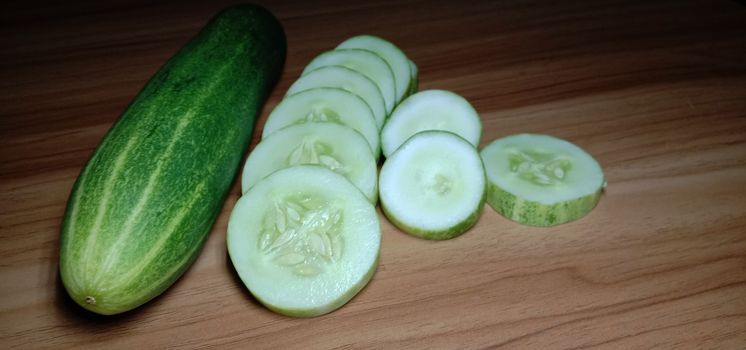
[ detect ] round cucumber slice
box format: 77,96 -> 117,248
228,165 -> 381,317
337,35 -> 412,104
286,66 -> 386,130
379,131 -> 486,240
303,49 -> 397,115
263,87 -> 380,158
381,89 -> 481,158
480,134 -> 605,227
242,122 -> 378,203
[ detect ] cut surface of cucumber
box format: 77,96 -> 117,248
381,89 -> 481,158
379,131 -> 486,240
243,122 -> 378,203
228,165 -> 381,317
286,66 -> 386,130
480,134 -> 605,227
337,35 -> 411,104
303,49 -> 397,115
263,88 -> 380,158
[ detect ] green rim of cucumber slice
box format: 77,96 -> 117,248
381,89 -> 481,158
406,59 -> 419,98
262,87 -> 381,158
286,65 -> 387,130
480,134 -> 605,226
379,130 -> 486,240
228,165 -> 381,317
337,35 -> 412,105
303,49 -> 397,115
242,122 -> 378,204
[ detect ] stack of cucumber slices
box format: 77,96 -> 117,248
228,35 -> 417,317
377,92 -> 605,234
228,34 -> 606,318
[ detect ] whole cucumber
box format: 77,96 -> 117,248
59,4 -> 286,315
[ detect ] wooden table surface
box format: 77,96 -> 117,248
2,0 -> 746,348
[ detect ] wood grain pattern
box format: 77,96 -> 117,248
2,0 -> 745,348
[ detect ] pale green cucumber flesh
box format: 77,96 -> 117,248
303,48 -> 397,114
379,131 -> 486,240
228,165 -> 380,317
480,134 -> 605,226
242,122 -> 378,203
262,87 -> 380,158
286,66 -> 386,129
58,4 -> 286,315
381,89 -> 481,158
337,35 -> 412,104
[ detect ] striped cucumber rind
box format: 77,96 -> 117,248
379,131 -> 486,240
486,181 -> 602,227
242,122 -> 378,203
59,4 -> 286,315
480,134 -> 605,227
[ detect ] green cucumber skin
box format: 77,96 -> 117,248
486,182 -> 602,227
255,255 -> 380,318
381,190 -> 486,241
406,66 -> 418,98
59,4 -> 286,315
407,76 -> 418,97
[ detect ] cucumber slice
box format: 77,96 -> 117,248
480,134 -> 605,227
287,66 -> 386,130
303,49 -> 397,115
337,35 -> 412,104
263,88 -> 380,158
381,89 -> 481,158
243,122 -> 378,203
379,131 -> 486,240
228,165 -> 381,317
